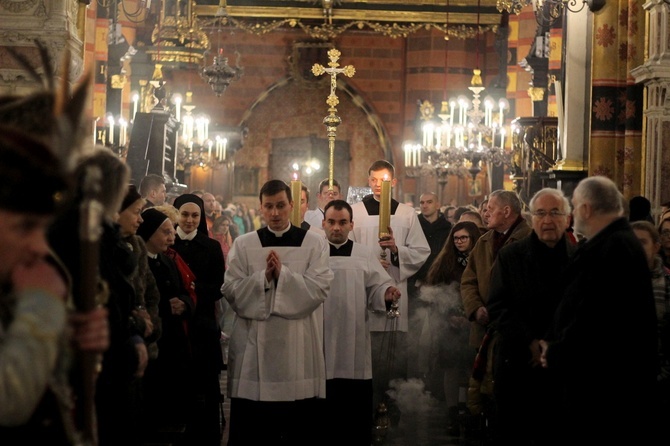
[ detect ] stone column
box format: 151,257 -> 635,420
631,0 -> 670,218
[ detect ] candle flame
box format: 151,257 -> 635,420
293,172 -> 298,181
383,174 -> 388,181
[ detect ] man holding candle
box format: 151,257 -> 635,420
349,160 -> 430,409
222,179 -> 333,445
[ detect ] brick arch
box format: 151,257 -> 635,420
235,76 -> 391,188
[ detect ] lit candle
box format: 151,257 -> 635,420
290,173 -> 302,227
207,140 -> 213,160
131,92 -> 139,121
174,94 -> 182,122
379,174 -> 391,239
119,118 -> 127,146
449,101 -> 455,126
92,117 -> 99,146
500,127 -> 506,150
223,138 -> 227,160
404,144 -> 410,167
107,115 -> 114,145
499,101 -> 505,127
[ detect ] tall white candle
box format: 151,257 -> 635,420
108,115 -> 114,145
132,93 -> 139,120
175,95 -> 182,122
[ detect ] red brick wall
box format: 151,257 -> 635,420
129,25 -> 523,205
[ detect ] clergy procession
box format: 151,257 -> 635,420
0,35 -> 667,446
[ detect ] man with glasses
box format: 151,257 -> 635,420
538,176 -> 658,444
486,188 -> 576,446
304,178 -> 342,228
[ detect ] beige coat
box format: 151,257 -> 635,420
460,219 -> 531,347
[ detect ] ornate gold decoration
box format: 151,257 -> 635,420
311,48 -> 355,194
527,87 -> 546,101
110,74 -> 126,89
148,0 -> 209,66
199,16 -> 497,40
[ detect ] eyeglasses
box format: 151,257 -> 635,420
532,210 -> 567,219
454,235 -> 470,243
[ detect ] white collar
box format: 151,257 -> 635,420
177,226 -> 197,240
267,223 -> 291,237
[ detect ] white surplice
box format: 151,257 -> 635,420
350,200 -> 430,332
222,229 -> 333,401
325,241 -> 393,380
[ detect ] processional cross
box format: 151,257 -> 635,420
311,49 -> 355,192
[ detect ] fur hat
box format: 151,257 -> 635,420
121,185 -> 142,212
72,148 -> 130,221
173,193 -> 209,235
0,126 -> 68,215
137,208 -> 170,242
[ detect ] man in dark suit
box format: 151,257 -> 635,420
539,176 -> 658,444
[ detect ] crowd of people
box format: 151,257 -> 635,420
1,63 -> 668,446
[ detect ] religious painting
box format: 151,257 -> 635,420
234,167 -> 259,196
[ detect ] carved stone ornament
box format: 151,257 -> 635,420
0,0 -> 39,13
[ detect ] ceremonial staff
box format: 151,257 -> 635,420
77,165 -> 105,446
311,49 -> 355,193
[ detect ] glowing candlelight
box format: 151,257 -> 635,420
119,118 -> 127,146
107,114 -> 114,145
131,92 -> 139,121
379,174 -> 391,239
290,173 -> 302,227
174,94 -> 182,122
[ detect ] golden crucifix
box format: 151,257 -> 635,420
311,48 -> 355,192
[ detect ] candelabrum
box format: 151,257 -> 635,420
406,69 -> 511,182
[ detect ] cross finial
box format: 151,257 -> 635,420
311,48 -> 355,192
312,49 -> 355,111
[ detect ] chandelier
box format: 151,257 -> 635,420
496,0 -> 606,26
406,0 -> 510,191
406,69 -> 510,181
172,92 -> 228,170
200,6 -> 244,96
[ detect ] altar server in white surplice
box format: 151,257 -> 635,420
222,179 -> 334,446
322,199 -> 401,446
349,160 -> 429,409
350,160 -> 429,332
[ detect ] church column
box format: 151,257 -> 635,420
631,0 -> 670,217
